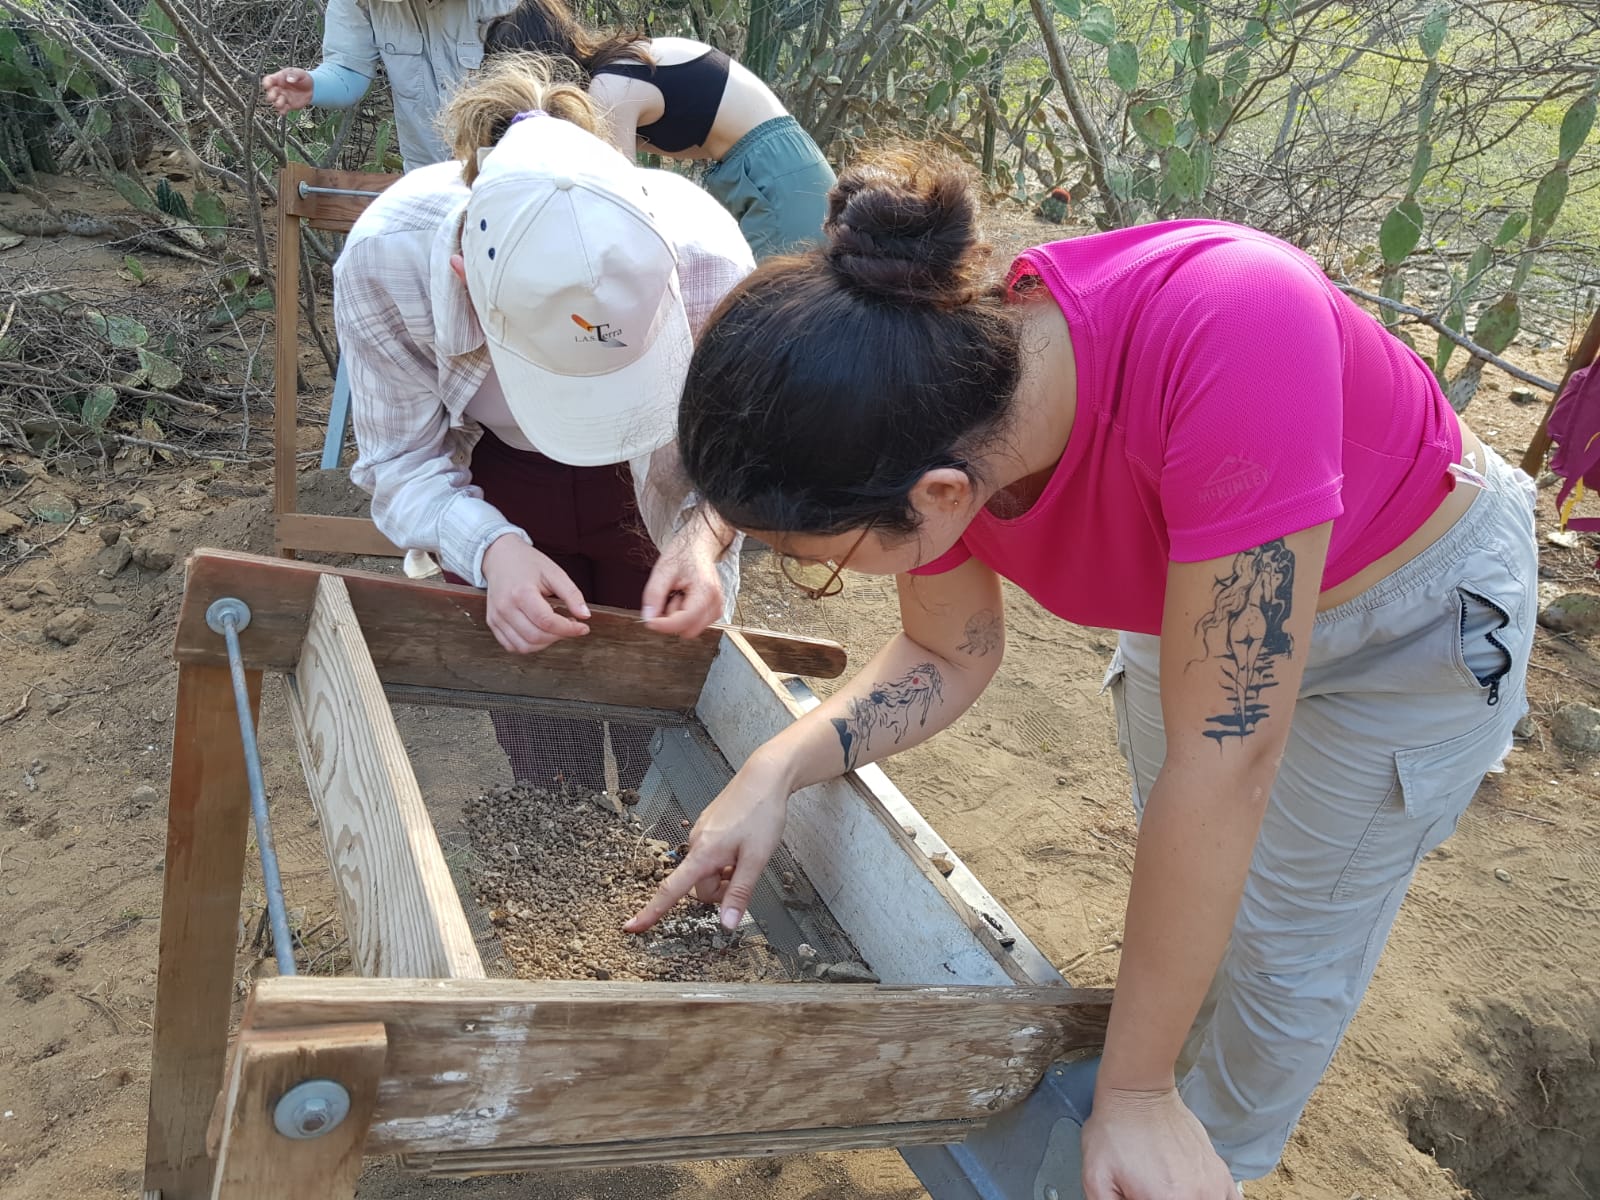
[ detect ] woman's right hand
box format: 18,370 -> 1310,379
481,533 -> 592,654
261,68 -> 315,114
625,752 -> 793,933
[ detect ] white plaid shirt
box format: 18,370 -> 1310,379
336,161 -> 754,588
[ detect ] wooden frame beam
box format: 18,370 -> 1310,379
274,513 -> 400,559
246,977 -> 1111,1155
273,165 -> 306,561
144,663 -> 262,1200
287,575 -> 485,979
174,550 -> 848,709
210,1022 -> 387,1200
402,1122 -> 978,1175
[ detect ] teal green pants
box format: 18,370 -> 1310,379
703,116 -> 836,260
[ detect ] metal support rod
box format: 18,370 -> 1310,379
297,181 -> 384,200
206,598 -> 297,977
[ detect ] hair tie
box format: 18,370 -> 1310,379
507,109 -> 548,127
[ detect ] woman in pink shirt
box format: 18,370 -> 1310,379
625,149 -> 1538,1196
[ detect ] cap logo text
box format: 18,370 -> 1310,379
570,313 -> 627,349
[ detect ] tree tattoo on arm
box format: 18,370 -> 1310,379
1192,539 -> 1296,742
831,663 -> 945,770
957,609 -> 1002,657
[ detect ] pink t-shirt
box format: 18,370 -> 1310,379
911,220 -> 1461,635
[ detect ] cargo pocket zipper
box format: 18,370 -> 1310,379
1459,586 -> 1512,707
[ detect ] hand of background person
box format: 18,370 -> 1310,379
481,533 -> 591,654
625,752 -> 791,933
261,67 -> 315,114
639,511 -> 732,638
1081,1086 -> 1238,1200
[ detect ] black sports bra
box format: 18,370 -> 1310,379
591,48 -> 731,154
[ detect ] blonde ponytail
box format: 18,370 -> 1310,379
441,53 -> 604,185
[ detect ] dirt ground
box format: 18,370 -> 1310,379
2,198 -> 1598,1200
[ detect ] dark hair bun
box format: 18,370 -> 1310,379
824,147 -> 989,307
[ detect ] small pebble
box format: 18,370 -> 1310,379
95,539 -> 132,578
44,607 -> 94,647
1538,592 -> 1600,637
131,545 -> 176,572
930,852 -> 956,877
1493,868 -> 1512,883
1552,704 -> 1600,754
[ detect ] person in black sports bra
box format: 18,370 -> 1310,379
587,48 -> 730,155
484,0 -> 836,259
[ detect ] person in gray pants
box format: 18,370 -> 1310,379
621,148 -> 1539,1199
262,0 -> 515,171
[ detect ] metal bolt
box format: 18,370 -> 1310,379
205,597 -> 252,636
274,1079 -> 351,1140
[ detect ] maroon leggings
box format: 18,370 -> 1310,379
447,430 -> 657,789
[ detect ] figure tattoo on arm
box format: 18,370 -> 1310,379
1192,539 -> 1296,742
832,663 -> 945,770
957,609 -> 1002,657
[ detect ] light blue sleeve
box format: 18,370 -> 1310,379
309,62 -> 373,109
318,0 -> 381,84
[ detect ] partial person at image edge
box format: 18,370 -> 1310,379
261,0 -> 515,170
484,0 -> 836,259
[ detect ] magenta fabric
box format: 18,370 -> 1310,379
1548,362 -> 1600,533
911,221 -> 1461,635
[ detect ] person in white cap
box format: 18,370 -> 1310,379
334,55 -> 753,785
261,0 -> 525,170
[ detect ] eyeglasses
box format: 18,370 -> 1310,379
777,524 -> 874,600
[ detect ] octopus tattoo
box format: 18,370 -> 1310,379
832,663 -> 945,770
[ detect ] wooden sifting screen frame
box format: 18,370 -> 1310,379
273,162 -> 403,561
142,549 -> 1111,1200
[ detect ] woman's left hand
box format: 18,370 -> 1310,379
640,514 -> 730,637
1081,1086 -> 1237,1200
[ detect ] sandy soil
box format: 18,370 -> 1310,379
1,197 -> 1598,1200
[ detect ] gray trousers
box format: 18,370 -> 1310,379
1105,446 -> 1537,1180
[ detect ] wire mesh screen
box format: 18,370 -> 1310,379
388,690 -> 868,983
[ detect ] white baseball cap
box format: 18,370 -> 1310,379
459,112 -> 693,467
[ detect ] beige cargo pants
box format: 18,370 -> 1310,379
1105,447 -> 1537,1180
